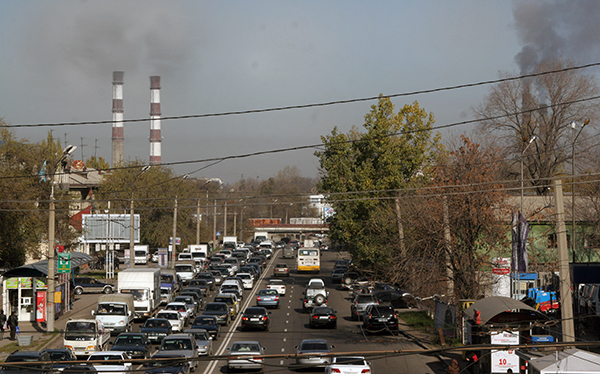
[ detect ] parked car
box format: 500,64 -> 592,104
202,303 -> 230,326
183,328 -> 213,356
190,315 -> 220,340
227,341 -> 266,372
110,332 -> 152,359
324,356 -> 372,374
256,289 -> 280,309
273,263 -> 290,277
363,304 -> 400,334
156,334 -> 198,371
73,277 -> 115,295
309,306 -> 338,329
87,351 -> 133,374
143,353 -> 189,374
371,290 -> 413,309
294,339 -> 334,368
350,293 -> 379,321
266,279 -> 286,296
2,350 -> 52,374
241,307 -> 271,331
141,318 -> 172,344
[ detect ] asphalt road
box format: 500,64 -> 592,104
52,250 -> 443,373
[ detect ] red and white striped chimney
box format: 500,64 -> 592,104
149,76 -> 161,165
111,71 -> 124,167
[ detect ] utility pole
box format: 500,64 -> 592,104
554,179 -> 575,342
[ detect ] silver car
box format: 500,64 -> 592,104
295,339 -> 334,368
184,328 -> 213,356
156,334 -> 198,371
227,341 -> 266,371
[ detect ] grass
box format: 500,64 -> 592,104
398,311 -> 434,330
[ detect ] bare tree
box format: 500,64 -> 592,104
475,58 -> 600,194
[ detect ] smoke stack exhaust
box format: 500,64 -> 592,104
111,71 -> 124,167
149,76 -> 162,165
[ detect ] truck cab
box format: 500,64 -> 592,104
92,294 -> 135,335
63,319 -> 110,358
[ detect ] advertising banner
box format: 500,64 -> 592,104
491,331 -> 519,373
36,292 -> 46,322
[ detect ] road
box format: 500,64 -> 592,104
52,249 -> 443,373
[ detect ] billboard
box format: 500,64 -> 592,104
82,214 -> 140,243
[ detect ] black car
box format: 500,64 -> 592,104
191,315 -> 220,340
110,332 -> 152,359
189,279 -> 211,294
194,273 -> 216,290
362,304 -> 400,334
241,307 -> 271,331
47,348 -> 78,371
179,291 -> 204,310
73,277 -> 115,295
239,266 -> 259,278
2,350 -> 52,374
62,364 -> 98,374
309,306 -> 337,329
141,318 -> 173,344
331,267 -> 347,283
144,353 -> 190,374
201,302 -> 230,326
371,290 -> 412,309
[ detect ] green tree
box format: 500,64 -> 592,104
315,96 -> 439,282
86,155 -> 110,170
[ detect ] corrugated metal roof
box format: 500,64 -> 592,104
2,252 -> 94,278
463,296 -> 542,325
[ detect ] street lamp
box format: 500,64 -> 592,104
571,119 -> 590,262
170,174 -> 189,269
520,136 -> 537,213
129,165 -> 151,269
47,144 -> 77,333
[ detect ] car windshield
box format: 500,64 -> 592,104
158,312 -> 179,320
175,265 -> 193,272
114,335 -> 145,346
205,304 -> 227,312
96,303 -> 126,315
144,320 -> 168,328
166,305 -> 185,312
194,317 -> 216,325
90,354 -> 123,361
356,295 -> 375,303
48,351 -> 72,361
313,307 -> 332,314
161,274 -> 174,282
231,343 -> 260,352
258,290 -> 277,296
161,339 -> 192,351
214,297 -> 232,304
268,280 -> 283,285
300,342 -> 329,351
334,357 -> 366,365
121,289 -> 148,301
187,331 -> 209,340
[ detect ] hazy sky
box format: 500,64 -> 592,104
2,1 -> 600,184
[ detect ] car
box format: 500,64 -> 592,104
256,289 -> 280,309
220,288 -> 244,304
156,310 -> 185,332
324,356 -> 372,374
73,277 -> 115,295
239,266 -> 259,279
363,304 -> 400,334
208,270 -> 224,285
62,364 -> 98,374
172,296 -> 198,317
47,348 -> 78,371
164,302 -> 192,326
294,339 -> 334,368
178,253 -> 193,261
202,302 -> 230,326
143,353 -> 190,374
309,306 -> 337,329
266,279 -> 286,296
87,351 -> 133,374
371,290 -> 413,309
273,263 -> 290,277
248,256 -> 266,268
213,293 -> 240,318
189,279 -> 211,294
246,263 -> 262,277
241,307 -> 271,331
331,267 -> 347,283
257,249 -> 272,260
190,315 -> 220,340
183,328 -> 213,356
227,341 -> 266,372
223,258 -> 240,273
141,318 -> 173,344
156,334 -> 198,371
350,293 -> 379,321
236,273 -> 254,289
110,332 -> 151,359
2,350 -> 52,374
195,273 -> 216,290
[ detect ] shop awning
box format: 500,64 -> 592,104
463,296 -> 546,325
2,252 -> 94,278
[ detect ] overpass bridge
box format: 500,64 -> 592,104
252,223 -> 328,241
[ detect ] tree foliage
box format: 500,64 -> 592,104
475,58 -> 600,194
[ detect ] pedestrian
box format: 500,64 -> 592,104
446,359 -> 460,374
465,352 -> 479,374
7,311 -> 18,341
0,309 -> 6,340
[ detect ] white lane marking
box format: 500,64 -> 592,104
281,348 -> 285,352
283,338 -> 286,342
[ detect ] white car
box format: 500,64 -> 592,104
266,279 -> 286,296
87,351 -> 132,374
237,273 -> 254,289
156,310 -> 185,332
325,356 -> 372,374
164,302 -> 191,325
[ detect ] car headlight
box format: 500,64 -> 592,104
199,345 -> 208,349
118,320 -> 125,325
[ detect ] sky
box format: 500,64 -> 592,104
2,1 -> 600,184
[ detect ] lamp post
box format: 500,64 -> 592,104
47,145 -> 77,333
170,174 -> 189,269
129,165 -> 151,269
520,136 -> 537,213
571,119 -> 590,262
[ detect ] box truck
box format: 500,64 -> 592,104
134,245 -> 149,265
118,268 -> 160,320
63,319 -> 110,358
222,236 -> 237,250
92,294 -> 135,334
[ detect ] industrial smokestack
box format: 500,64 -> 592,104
149,76 -> 161,165
112,71 -> 125,167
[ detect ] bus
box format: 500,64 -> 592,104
297,247 -> 320,273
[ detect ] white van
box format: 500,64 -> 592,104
134,245 -> 149,265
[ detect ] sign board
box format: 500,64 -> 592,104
158,248 -> 168,268
58,253 -> 71,273
169,237 -> 181,245
491,331 -> 519,373
82,214 -> 140,243
36,292 -> 46,322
